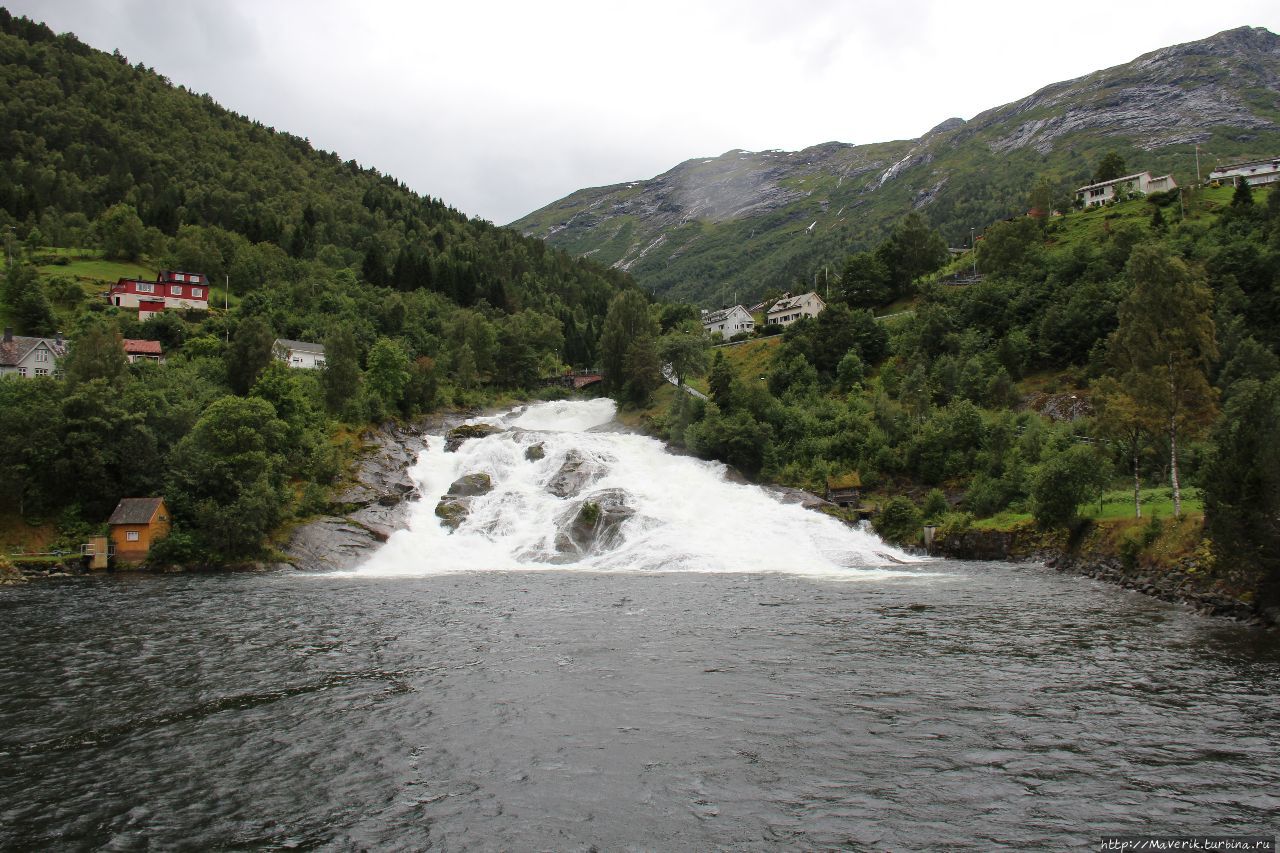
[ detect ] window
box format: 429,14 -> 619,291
35,368 -> 48,375
191,288 -> 203,298
17,367 -> 26,377
136,282 -> 154,293
172,285 -> 183,296
126,531 -> 139,542
36,349 -> 48,362
316,359 -> 326,368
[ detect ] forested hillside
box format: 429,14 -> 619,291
0,8 -> 637,563
635,179 -> 1280,611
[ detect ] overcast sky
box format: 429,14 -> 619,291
11,1 -> 1280,224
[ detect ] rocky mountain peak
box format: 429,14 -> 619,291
510,26 -> 1280,307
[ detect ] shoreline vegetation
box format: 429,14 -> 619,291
4,393 -> 1276,631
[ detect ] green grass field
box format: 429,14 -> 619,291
690,336 -> 784,394
972,486 -> 1204,530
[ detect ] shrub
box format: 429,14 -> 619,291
874,496 -> 922,545
921,488 -> 948,522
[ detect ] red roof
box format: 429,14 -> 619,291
122,339 -> 163,355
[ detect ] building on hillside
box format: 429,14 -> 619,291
106,497 -> 171,564
766,291 -> 826,327
273,338 -> 326,369
122,338 -> 164,364
825,472 -> 862,508
1209,157 -> 1280,188
0,328 -> 67,378
108,270 -> 210,314
1074,172 -> 1177,208
701,305 -> 755,337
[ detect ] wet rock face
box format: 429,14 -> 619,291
553,488 -> 635,559
286,518 -> 388,573
286,420 -> 434,571
435,473 -> 494,531
444,424 -> 503,453
546,450 -> 600,499
525,443 -> 546,461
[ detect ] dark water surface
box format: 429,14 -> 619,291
1,564 -> 1277,851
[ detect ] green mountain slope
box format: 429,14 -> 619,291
511,26 -> 1280,306
0,7 -> 635,358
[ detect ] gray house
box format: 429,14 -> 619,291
0,329 -> 67,378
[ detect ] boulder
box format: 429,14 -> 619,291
448,472 -> 493,497
444,423 -> 503,452
546,450 -> 600,498
434,472 -> 494,531
435,498 -> 470,531
553,488 -> 635,559
525,442 -> 546,461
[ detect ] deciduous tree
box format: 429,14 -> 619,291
1107,244 -> 1218,516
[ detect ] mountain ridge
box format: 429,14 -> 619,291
511,26 -> 1280,307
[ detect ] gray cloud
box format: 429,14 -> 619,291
9,0 -> 1280,224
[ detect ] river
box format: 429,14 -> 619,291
1,400 -> 1277,850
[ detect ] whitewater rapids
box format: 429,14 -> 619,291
355,399 -> 924,578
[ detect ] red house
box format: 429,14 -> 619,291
108,270 -> 210,314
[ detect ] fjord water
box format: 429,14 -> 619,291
1,402 -> 1277,850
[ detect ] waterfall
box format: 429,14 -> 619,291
354,399 -> 924,578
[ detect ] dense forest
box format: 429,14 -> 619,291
0,9 -> 638,561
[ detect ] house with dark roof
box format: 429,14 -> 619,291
701,305 -> 755,337
122,338 -> 165,364
273,338 -> 326,369
766,291 -> 826,327
107,497 -> 171,563
0,328 -> 67,378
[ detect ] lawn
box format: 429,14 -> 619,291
971,486 -> 1204,530
36,252 -> 152,287
691,336 -> 784,394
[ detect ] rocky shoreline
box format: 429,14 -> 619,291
282,412 -> 480,572
932,527 -> 1278,630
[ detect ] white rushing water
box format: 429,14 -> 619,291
355,399 -> 925,578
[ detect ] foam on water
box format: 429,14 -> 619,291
354,399 -> 928,578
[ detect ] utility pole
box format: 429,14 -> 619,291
224,274 -> 230,344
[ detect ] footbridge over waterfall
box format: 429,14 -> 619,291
542,368 -> 602,390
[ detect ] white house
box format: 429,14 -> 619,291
702,305 -> 755,337
767,291 -> 826,327
1209,157 -> 1280,188
273,338 -> 326,369
1075,171 -> 1177,208
0,329 -> 67,378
